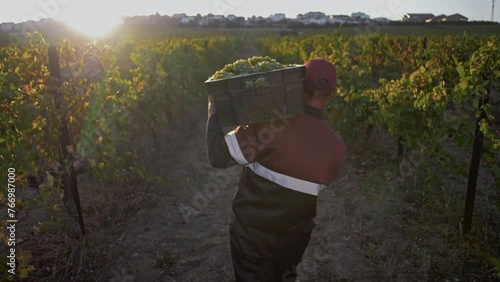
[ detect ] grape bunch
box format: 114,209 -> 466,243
244,77 -> 269,89
210,56 -> 285,80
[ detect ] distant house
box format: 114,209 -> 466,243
426,14 -> 447,23
180,17 -> 195,24
211,15 -> 225,21
172,13 -> 187,19
298,12 -> 328,25
299,11 -> 326,19
226,14 -> 238,21
199,15 -> 224,26
423,13 -> 468,23
372,17 -> 391,24
329,15 -> 351,24
0,22 -> 15,33
19,21 -> 41,32
270,13 -> 286,22
351,12 -> 371,22
443,13 -> 468,22
247,16 -> 269,27
402,13 -> 435,22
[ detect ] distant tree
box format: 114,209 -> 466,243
236,16 -> 246,26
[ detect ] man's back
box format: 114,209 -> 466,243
206,57 -> 346,281
224,104 -> 346,234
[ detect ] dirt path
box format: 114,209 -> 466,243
238,28 -> 261,58
109,102 -> 236,282
108,33 -> 261,282
108,107 -> 409,282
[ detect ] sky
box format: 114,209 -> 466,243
0,0 -> 497,35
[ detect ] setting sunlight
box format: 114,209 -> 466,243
61,15 -> 122,38
52,1 -> 126,38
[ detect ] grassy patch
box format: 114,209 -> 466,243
0,169 -> 156,281
396,168 -> 496,279
401,183 -> 500,280
345,130 -> 500,281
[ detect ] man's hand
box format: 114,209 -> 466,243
208,94 -> 216,116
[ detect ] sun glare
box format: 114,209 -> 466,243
62,15 -> 122,38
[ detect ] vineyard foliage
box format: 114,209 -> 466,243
0,33 -> 241,188
258,33 -> 500,183
1,31 -> 499,195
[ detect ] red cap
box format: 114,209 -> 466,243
303,57 -> 337,93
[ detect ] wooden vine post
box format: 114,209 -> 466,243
47,45 -> 85,236
462,83 -> 491,234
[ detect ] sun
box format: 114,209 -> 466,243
60,14 -> 122,38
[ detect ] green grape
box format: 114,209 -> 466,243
209,56 -> 285,81
232,59 -> 252,74
244,77 -> 269,89
253,77 -> 269,88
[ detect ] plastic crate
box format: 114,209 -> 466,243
205,65 -> 306,127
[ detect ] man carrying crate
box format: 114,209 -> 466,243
206,57 -> 347,282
